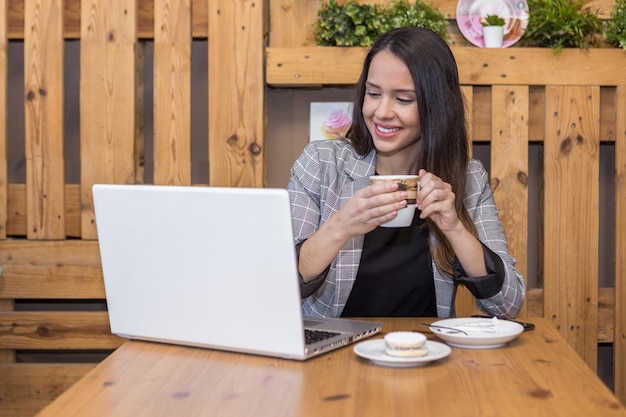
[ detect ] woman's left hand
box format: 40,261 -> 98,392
416,168 -> 460,234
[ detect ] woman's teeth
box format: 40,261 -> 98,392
378,125 -> 399,134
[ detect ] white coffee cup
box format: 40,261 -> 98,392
370,175 -> 419,227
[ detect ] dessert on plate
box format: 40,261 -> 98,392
384,331 -> 428,357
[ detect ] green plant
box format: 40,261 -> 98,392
521,0 -> 603,54
481,14 -> 506,27
314,0 -> 449,47
315,0 -> 384,47
604,0 -> 626,49
379,0 -> 449,41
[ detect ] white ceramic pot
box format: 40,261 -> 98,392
483,26 -> 504,48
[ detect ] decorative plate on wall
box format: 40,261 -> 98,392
456,0 -> 529,48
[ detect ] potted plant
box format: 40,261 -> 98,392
481,14 -> 506,48
379,0 -> 449,43
315,0 -> 449,47
314,0 -> 383,47
521,0 -> 603,54
604,0 -> 626,49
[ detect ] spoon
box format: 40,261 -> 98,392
420,322 -> 468,336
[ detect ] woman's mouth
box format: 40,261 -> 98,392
376,124 -> 400,135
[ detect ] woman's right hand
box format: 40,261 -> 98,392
298,181 -> 407,282
327,181 -> 409,240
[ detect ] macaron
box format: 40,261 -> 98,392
384,331 -> 428,357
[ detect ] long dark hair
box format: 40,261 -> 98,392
347,27 -> 475,274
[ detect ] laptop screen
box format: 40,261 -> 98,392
93,185 -> 309,358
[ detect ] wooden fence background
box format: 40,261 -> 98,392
0,0 -> 625,416
0,1 -> 265,416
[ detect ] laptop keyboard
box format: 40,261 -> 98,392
304,329 -> 341,345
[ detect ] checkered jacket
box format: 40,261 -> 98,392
288,140 -> 525,318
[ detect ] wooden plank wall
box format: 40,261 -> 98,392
0,1 -> 264,416
266,0 -> 625,406
24,0 -> 65,240
0,0 -> 624,415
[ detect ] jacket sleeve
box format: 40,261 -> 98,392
453,244 -> 505,299
295,241 -> 330,298
287,143 -> 328,297
462,160 -> 526,318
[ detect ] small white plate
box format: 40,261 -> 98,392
430,318 -> 524,349
353,339 -> 451,367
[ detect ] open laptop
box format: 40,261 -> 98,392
92,184 -> 382,360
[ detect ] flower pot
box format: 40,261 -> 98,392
483,26 -> 504,48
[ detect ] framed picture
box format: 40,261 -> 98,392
309,102 -> 353,142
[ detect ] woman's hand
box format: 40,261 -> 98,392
298,181 -> 408,282
330,181 -> 409,239
417,169 -> 487,277
416,169 -> 461,234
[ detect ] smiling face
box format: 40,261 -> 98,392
362,49 -> 421,168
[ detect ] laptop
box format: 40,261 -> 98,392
92,184 -> 382,360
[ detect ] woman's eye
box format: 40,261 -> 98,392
396,97 -> 415,104
366,91 -> 381,98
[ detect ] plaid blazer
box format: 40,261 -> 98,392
288,140 -> 525,318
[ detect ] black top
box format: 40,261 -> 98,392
341,213 -> 437,317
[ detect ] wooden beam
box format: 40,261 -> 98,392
80,0 -> 138,239
526,287 -> 615,343
207,0 -> 265,186
543,86 -> 600,370
0,312 -> 123,349
7,0 -> 209,39
24,0 -> 65,239
0,0 -> 7,240
153,0 -> 192,185
491,85 -> 529,316
0,240 -> 103,299
266,47 -> 626,87
615,84 -> 626,403
0,363 -> 97,417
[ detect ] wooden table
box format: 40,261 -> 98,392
36,318 -> 626,417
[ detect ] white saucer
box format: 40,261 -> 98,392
353,339 -> 451,367
430,318 -> 524,349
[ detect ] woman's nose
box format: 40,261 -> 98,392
375,97 -> 394,119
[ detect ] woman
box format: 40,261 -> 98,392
288,27 -> 525,319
